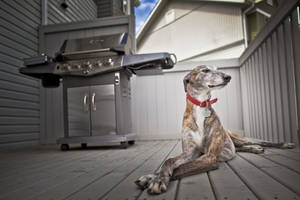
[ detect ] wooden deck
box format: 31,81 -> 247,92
0,140 -> 300,200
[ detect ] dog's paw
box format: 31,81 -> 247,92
147,176 -> 168,195
281,143 -> 296,149
250,145 -> 264,154
135,174 -> 156,190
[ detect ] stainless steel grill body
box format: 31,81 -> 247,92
20,32 -> 175,150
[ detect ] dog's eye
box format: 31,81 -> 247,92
202,69 -> 211,73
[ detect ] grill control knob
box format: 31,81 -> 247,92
84,61 -> 92,69
97,61 -> 103,67
75,64 -> 81,69
65,65 -> 72,71
108,58 -> 114,66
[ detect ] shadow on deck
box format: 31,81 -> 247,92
0,140 -> 299,200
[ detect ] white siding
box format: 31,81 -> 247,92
138,1 -> 244,61
135,1 -> 245,140
132,66 -> 243,140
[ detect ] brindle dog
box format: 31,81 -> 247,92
135,65 -> 295,194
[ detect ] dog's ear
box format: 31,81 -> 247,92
183,72 -> 192,93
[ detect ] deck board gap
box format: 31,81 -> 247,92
63,171 -> 113,200
266,149 -> 300,162
260,154 -> 300,175
135,141 -> 179,200
226,157 -> 262,200
239,153 -> 300,196
98,141 -> 175,200
174,179 -> 181,200
207,172 -> 218,200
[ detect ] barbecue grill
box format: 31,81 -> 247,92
20,32 -> 176,150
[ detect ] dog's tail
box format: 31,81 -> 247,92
227,130 -> 295,149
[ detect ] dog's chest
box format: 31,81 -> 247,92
191,107 -> 206,148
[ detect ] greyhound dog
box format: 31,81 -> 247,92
135,65 -> 295,195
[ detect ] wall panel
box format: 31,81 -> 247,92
131,66 -> 244,140
240,2 -> 299,144
0,0 -> 41,144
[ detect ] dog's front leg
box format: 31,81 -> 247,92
146,151 -> 197,194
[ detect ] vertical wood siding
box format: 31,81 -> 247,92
0,0 -> 41,144
131,67 -> 244,140
240,2 -> 299,144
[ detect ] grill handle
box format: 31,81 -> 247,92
83,94 -> 89,112
91,92 -> 96,111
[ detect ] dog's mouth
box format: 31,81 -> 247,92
208,83 -> 227,88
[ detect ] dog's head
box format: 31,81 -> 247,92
183,65 -> 231,93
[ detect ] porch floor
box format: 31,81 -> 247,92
0,140 -> 300,200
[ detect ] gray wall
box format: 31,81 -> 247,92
94,0 -> 124,18
48,0 -> 97,24
0,0 -> 41,144
0,0 -> 98,145
239,1 -> 299,144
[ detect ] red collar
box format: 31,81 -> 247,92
186,93 -> 218,107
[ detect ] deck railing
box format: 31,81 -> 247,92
239,0 -> 300,144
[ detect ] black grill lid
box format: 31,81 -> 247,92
57,32 -> 130,60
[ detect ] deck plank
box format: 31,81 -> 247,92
0,147 -> 113,183
63,141 -> 177,200
137,141 -> 181,200
261,153 -> 300,174
239,152 -> 300,195
1,142 -> 156,200
208,162 -> 258,200
29,141 -> 161,200
1,141 -> 300,200
228,154 -> 300,200
0,145 -> 132,198
288,148 -> 300,153
265,148 -> 300,161
177,172 -> 215,200
0,146 -> 111,179
102,140 -> 179,200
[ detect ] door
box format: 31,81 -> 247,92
91,84 -> 117,136
67,86 -> 90,137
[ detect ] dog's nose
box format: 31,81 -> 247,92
223,75 -> 231,82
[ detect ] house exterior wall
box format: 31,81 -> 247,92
48,0 -> 97,24
0,0 -> 41,144
137,1 -> 245,61
134,1 -> 245,139
0,0 -> 97,145
131,64 -> 244,140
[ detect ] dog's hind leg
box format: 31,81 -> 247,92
227,130 -> 295,149
236,145 -> 264,154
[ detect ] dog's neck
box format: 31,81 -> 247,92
186,90 -> 212,128
188,89 -> 211,104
